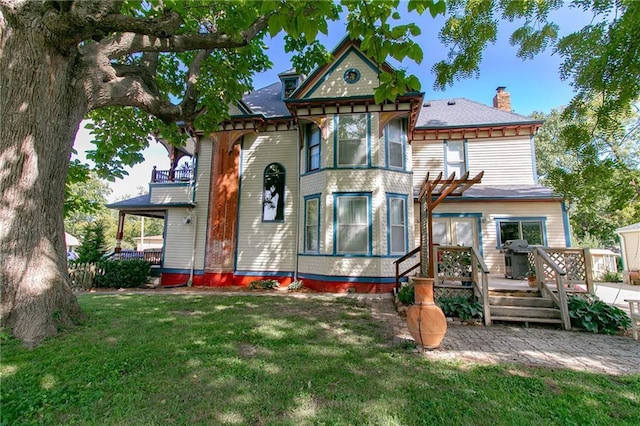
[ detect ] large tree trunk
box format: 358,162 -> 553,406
1,13 -> 86,347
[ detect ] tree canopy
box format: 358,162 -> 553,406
533,105 -> 640,246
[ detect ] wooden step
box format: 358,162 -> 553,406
490,305 -> 562,320
489,289 -> 540,297
489,296 -> 556,308
490,316 -> 564,324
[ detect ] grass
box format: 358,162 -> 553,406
2,293 -> 639,426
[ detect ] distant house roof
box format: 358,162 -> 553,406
415,98 -> 541,129
413,185 -> 561,201
616,222 -> 640,234
65,232 -> 80,247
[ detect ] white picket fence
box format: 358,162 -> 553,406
68,262 -> 103,292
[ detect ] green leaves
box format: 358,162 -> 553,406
374,70 -> 422,104
568,295 -> 631,335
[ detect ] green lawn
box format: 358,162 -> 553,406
2,293 -> 639,425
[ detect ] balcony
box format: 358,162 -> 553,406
151,167 -> 192,183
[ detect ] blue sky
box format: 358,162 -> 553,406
75,4 -> 594,202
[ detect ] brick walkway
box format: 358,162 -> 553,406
354,293 -> 640,376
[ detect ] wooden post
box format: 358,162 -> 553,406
115,211 -> 125,253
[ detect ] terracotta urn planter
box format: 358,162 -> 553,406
406,277 -> 447,349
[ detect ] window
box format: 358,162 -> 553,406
445,140 -> 466,177
335,194 -> 370,254
306,124 -> 321,172
304,196 -> 320,253
262,163 -> 285,222
433,217 -> 477,247
343,68 -> 361,84
337,114 -> 368,167
388,196 -> 407,254
282,78 -> 298,98
497,219 -> 544,245
386,119 -> 405,169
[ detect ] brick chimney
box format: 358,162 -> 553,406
493,86 -> 511,112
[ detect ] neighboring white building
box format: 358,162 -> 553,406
616,222 -> 640,285
135,235 -> 164,251
108,37 -> 570,292
588,249 -> 620,281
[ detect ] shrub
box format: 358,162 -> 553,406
568,295 -> 630,334
601,270 -> 622,283
287,280 -> 303,291
248,279 -> 280,290
93,260 -> 151,288
437,296 -> 483,321
397,284 -> 414,305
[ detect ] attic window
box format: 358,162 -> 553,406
343,68 -> 361,84
283,78 -> 298,98
447,100 -> 456,105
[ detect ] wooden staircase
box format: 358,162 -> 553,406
488,290 -> 564,326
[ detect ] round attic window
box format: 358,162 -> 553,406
343,68 -> 361,84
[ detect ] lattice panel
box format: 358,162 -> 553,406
531,249 -> 587,282
434,286 -> 474,301
436,248 -> 473,282
545,251 -> 586,281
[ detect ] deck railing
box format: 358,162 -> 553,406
151,167 -> 192,183
394,245 -> 491,325
110,249 -> 162,265
393,247 -> 420,293
532,247 -> 572,330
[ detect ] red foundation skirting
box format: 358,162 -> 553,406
160,272 -> 393,293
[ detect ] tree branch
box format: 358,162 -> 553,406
180,49 -> 210,117
100,14 -> 271,57
90,72 -> 189,123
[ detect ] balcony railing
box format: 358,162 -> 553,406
151,167 -> 192,183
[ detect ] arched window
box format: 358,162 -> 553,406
262,163 -> 285,222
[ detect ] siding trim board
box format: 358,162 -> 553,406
298,272 -> 397,284
298,253 -> 407,259
562,202 -> 572,247
302,167 -> 412,177
235,270 -> 295,277
233,137 -> 245,272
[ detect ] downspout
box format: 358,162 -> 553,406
187,210 -> 198,287
187,133 -> 200,287
294,122 -> 301,284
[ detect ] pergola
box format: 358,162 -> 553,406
418,171 -> 484,278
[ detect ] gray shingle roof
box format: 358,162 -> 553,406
415,98 -> 540,129
616,222 -> 640,233
413,185 -> 560,201
106,193 -> 194,210
106,194 -> 152,209
241,82 -> 291,118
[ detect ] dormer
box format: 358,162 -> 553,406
278,69 -> 304,99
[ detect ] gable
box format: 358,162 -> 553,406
296,44 -> 389,100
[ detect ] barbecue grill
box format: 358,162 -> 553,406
502,239 -> 531,279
